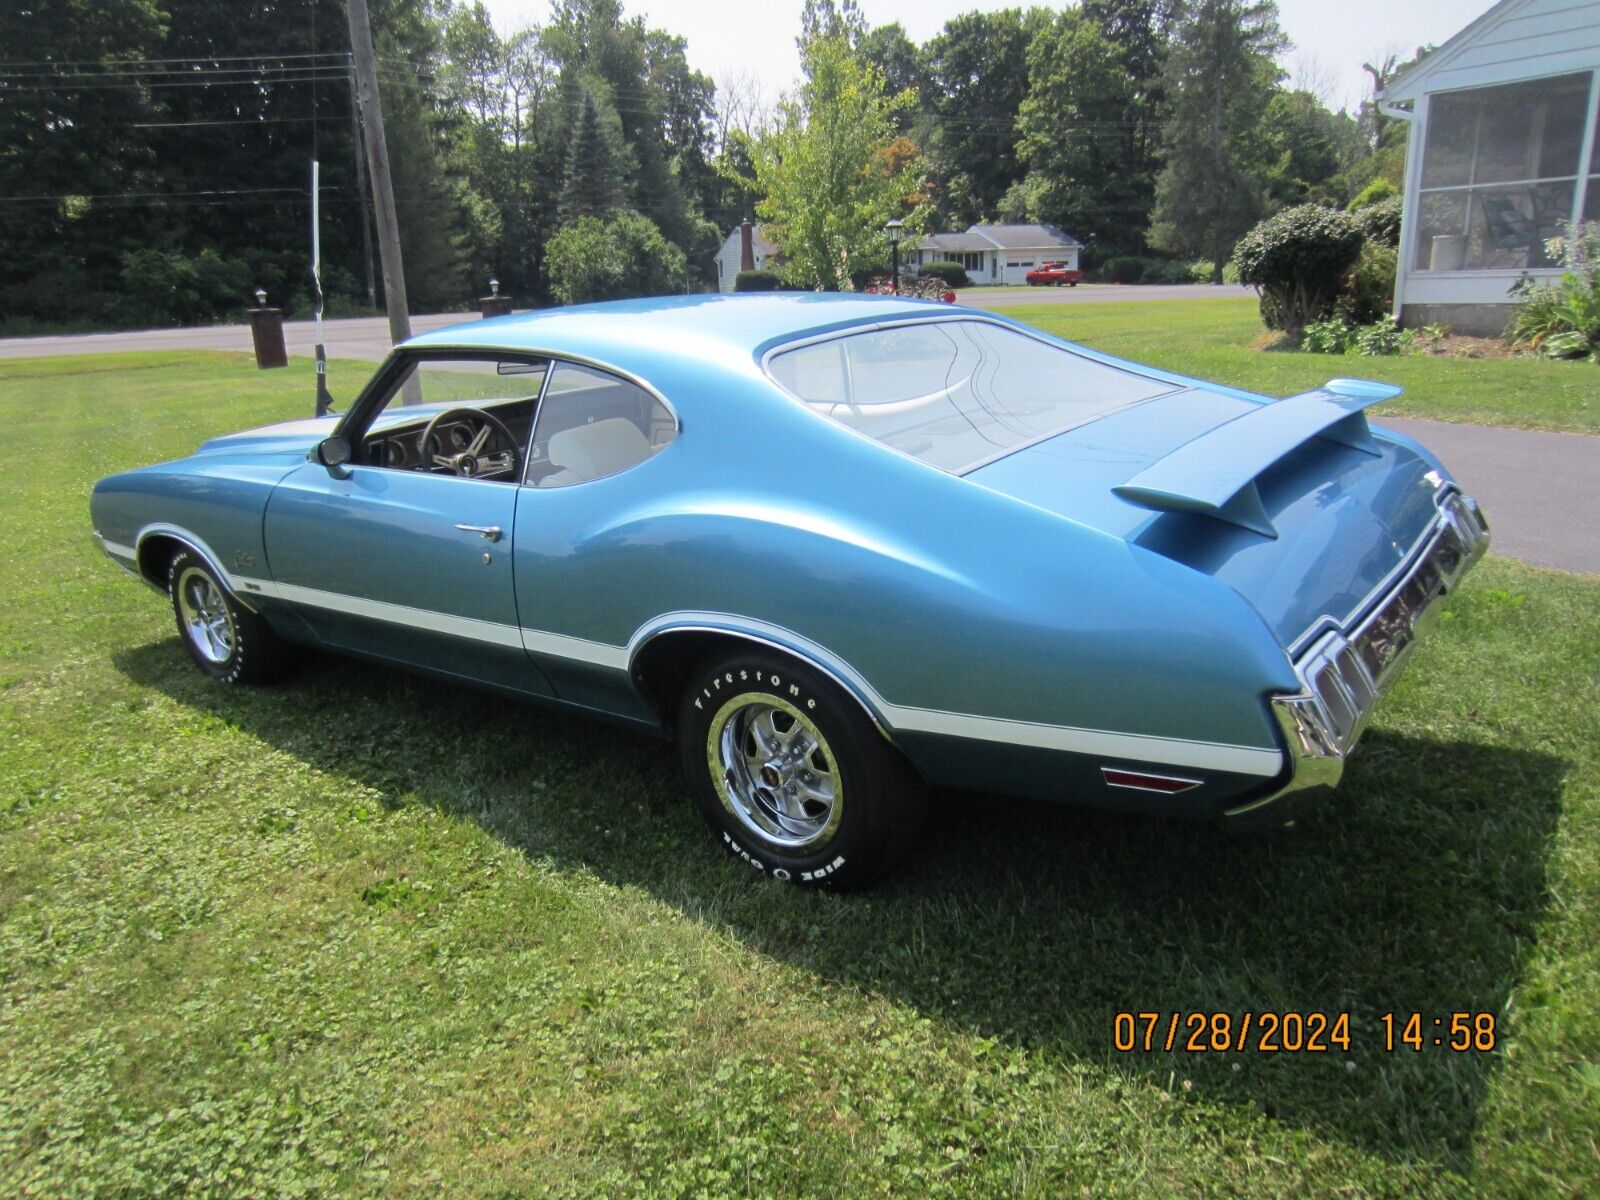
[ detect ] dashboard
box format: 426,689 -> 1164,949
361,398 -> 537,475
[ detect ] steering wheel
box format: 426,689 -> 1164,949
419,407 -> 520,480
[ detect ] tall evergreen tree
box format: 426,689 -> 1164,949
559,87 -> 627,220
1148,0 -> 1287,279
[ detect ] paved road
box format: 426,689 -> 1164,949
0,311 -> 469,364
0,285 -> 1251,364
1380,417 -> 1600,575
3,298 -> 1593,574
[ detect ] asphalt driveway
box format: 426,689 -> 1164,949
1379,417 -> 1600,575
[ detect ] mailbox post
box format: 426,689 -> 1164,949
248,288 -> 288,369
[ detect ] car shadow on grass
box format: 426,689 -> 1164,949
117,640 -> 1568,1170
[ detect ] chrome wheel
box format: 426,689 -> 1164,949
707,693 -> 843,851
175,566 -> 235,665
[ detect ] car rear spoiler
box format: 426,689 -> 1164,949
1111,379 -> 1400,538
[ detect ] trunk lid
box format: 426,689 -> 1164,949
965,381 -> 1444,652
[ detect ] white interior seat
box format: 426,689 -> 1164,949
543,417 -> 652,486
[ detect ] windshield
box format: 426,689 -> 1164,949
766,319 -> 1176,473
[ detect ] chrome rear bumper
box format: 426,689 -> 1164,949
1227,490 -> 1489,826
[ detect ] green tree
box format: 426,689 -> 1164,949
1259,89 -> 1366,207
545,210 -> 686,302
922,9 -> 1050,226
741,34 -> 921,290
856,22 -> 925,133
1080,0 -> 1174,252
1148,0 -> 1287,280
1016,10 -> 1136,252
559,86 -> 631,220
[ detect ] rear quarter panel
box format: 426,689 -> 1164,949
520,355 -> 1300,796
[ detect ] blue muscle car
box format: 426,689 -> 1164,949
91,294 -> 1489,887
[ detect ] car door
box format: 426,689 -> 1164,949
262,352 -> 554,697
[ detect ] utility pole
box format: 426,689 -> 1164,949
346,0 -> 410,352
347,56 -> 377,308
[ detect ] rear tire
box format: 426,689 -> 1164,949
677,649 -> 925,889
168,549 -> 292,684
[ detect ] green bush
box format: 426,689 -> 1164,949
118,248 -> 251,326
1103,256 -> 1145,284
1233,204 -> 1365,337
1347,178 -> 1398,210
546,212 -> 687,305
1353,320 -> 1408,356
1341,241 -> 1398,324
1141,258 -> 1195,284
1507,221 -> 1600,362
917,260 -> 970,288
734,269 -> 782,292
1354,196 -> 1403,248
1302,317 -> 1353,354
1189,258 -> 1242,284
1302,316 -> 1413,357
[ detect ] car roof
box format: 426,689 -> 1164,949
402,293 -> 970,382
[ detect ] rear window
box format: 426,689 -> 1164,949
765,319 -> 1174,472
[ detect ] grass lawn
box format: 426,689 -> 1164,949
997,296 -> 1599,434
3,350 -> 1598,1197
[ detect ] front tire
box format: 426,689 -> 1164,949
168,549 -> 291,684
678,650 -> 924,889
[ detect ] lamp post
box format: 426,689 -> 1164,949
885,218 -> 904,293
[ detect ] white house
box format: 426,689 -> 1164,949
907,223 -> 1082,286
1380,0 -> 1600,334
714,221 -> 780,292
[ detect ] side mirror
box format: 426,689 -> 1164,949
313,435 -> 352,476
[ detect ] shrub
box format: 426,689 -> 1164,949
546,211 -> 687,304
1302,317 -> 1413,357
1189,260 -> 1216,284
118,247 -> 251,326
1354,196 -> 1403,248
734,269 -> 782,292
1347,178 -> 1398,210
1341,241 -> 1398,325
1103,256 -> 1145,284
917,260 -> 970,288
1141,258 -> 1195,284
1506,220 -> 1600,362
1353,320 -> 1408,356
1233,204 -> 1365,337
1302,317 -> 1353,354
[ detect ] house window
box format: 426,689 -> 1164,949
1414,72 -> 1595,272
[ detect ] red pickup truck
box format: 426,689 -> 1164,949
1024,261 -> 1082,287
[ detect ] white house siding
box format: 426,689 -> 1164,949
1383,0 -> 1600,333
713,228 -> 776,293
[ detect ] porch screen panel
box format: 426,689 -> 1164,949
1413,72 -> 1592,272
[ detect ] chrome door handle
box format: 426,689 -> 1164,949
454,523 -> 502,542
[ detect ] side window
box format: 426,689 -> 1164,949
358,355 -> 547,482
526,362 -> 675,488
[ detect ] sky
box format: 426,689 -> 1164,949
479,0 -> 1499,115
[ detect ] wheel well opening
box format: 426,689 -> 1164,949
629,628 -> 899,752
136,535 -> 182,591
630,630 -> 738,731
